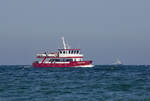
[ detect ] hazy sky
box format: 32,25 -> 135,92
0,0 -> 150,65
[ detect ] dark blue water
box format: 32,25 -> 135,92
0,65 -> 150,101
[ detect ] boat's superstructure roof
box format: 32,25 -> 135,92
58,49 -> 80,51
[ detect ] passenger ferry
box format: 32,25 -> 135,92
32,37 -> 93,67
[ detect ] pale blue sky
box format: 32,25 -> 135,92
0,0 -> 150,65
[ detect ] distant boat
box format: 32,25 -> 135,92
113,59 -> 122,65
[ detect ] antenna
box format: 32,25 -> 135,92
61,37 -> 67,49
67,43 -> 70,49
66,41 -> 70,49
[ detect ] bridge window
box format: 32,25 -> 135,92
71,50 -> 73,54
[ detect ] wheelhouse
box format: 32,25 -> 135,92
58,49 -> 80,55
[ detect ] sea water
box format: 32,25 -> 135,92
0,65 -> 150,101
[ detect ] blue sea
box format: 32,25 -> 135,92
0,65 -> 150,101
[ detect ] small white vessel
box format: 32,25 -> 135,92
113,59 -> 122,65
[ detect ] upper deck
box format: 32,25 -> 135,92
36,49 -> 83,58
36,37 -> 83,58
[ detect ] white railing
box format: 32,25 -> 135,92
36,53 -> 56,57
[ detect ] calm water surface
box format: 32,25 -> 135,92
0,65 -> 150,101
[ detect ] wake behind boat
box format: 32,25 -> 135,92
32,37 -> 93,67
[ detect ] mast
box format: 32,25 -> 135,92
61,37 -> 67,49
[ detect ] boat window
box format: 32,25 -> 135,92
55,59 -> 60,62
50,59 -> 61,62
59,58 -> 63,62
60,51 -> 62,54
63,59 -> 66,62
66,59 -> 73,62
63,51 -> 65,54
77,50 -> 79,54
71,50 -> 73,54
69,51 -> 70,54
49,59 -> 54,62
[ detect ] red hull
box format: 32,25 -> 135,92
32,61 -> 92,67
